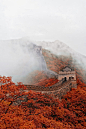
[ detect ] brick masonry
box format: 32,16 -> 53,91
25,80 -> 77,99
25,66 -> 77,99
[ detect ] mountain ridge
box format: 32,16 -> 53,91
0,38 -> 86,84
34,40 -> 86,72
0,38 -> 58,84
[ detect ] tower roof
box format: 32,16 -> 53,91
62,66 -> 71,72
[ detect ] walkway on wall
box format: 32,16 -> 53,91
24,79 -> 77,99
34,80 -> 72,92
25,79 -> 71,91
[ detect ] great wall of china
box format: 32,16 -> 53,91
0,66 -> 77,99
25,66 -> 77,99
25,80 -> 77,99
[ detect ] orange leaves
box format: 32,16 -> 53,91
0,76 -> 86,128
62,79 -> 86,127
35,78 -> 58,87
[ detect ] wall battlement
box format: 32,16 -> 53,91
24,66 -> 77,99
59,71 -> 75,74
24,79 -> 77,99
0,66 -> 77,99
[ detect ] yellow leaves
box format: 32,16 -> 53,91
1,100 -> 11,106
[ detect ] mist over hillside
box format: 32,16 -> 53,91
35,40 -> 86,68
0,39 -> 48,84
34,40 -> 86,83
0,38 -> 86,84
34,40 -> 86,67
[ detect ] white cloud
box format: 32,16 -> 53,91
0,0 -> 86,55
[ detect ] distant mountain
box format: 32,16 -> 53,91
34,40 -> 86,83
0,38 -> 86,84
35,40 -> 86,68
0,39 -> 57,84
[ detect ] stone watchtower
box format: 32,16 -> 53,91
58,66 -> 77,88
58,66 -> 76,81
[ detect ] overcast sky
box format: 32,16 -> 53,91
0,0 -> 86,56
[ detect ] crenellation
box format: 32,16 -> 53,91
24,66 -> 77,99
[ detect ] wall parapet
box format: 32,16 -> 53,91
34,80 -> 77,99
59,71 -> 76,75
24,79 -> 77,99
25,79 -> 64,91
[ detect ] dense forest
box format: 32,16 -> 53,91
0,76 -> 86,129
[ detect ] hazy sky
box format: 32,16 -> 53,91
0,0 -> 86,56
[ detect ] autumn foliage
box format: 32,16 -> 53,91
0,76 -> 86,129
35,78 -> 58,87
42,49 -> 86,84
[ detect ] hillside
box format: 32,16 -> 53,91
34,40 -> 86,83
31,48 -> 86,86
42,48 -> 86,83
0,76 -> 86,129
0,39 -> 57,84
0,38 -> 86,85
0,39 -> 86,128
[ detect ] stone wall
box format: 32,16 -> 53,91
25,80 -> 77,99
19,67 -> 77,99
58,71 -> 76,81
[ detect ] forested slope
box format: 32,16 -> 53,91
0,76 -> 86,129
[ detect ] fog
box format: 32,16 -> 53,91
0,0 -> 86,56
0,39 -> 47,84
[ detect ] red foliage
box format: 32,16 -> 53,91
42,49 -> 86,84
35,78 -> 58,87
0,76 -> 86,129
62,79 -> 86,128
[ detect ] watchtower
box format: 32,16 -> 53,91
58,66 -> 76,81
